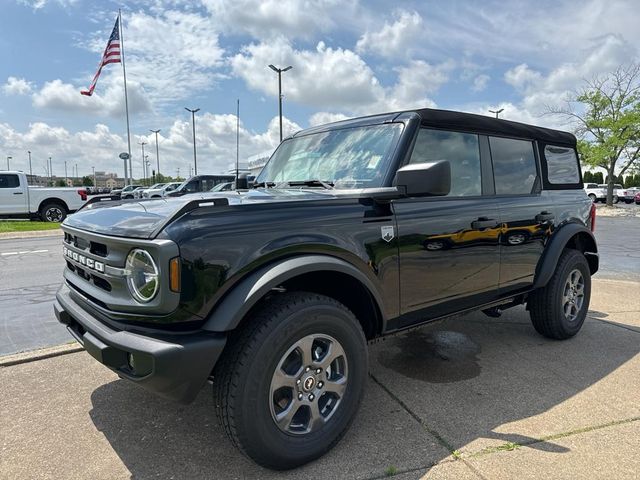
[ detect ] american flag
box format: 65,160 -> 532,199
81,17 -> 121,96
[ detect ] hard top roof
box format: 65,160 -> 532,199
295,108 -> 576,147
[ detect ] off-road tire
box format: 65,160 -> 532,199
529,248 -> 591,340
39,202 -> 67,222
213,291 -> 368,470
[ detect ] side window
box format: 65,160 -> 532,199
0,174 -> 20,188
544,145 -> 580,184
184,181 -> 198,192
489,137 -> 538,195
409,128 -> 481,197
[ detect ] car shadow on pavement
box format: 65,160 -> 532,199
89,309 -> 640,478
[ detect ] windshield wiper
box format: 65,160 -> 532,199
282,179 -> 335,189
251,181 -> 276,189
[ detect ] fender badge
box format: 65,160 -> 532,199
381,226 -> 395,243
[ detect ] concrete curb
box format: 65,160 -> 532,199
0,229 -> 63,240
0,342 -> 84,367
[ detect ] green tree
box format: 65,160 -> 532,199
550,64 -> 640,205
55,179 -> 66,187
582,171 -> 593,183
81,176 -> 94,186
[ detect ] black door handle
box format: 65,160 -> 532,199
13,192 -> 24,195
535,212 -> 555,222
471,217 -> 499,229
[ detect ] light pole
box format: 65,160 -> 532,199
269,64 -> 292,143
28,151 -> 32,177
144,155 -> 150,185
150,129 -> 161,177
185,108 -> 200,175
138,141 -> 147,183
6,156 -> 11,170
489,108 -> 504,119
64,160 -> 68,186
48,156 -> 53,185
92,166 -> 96,188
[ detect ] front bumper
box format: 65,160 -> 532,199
54,284 -> 226,403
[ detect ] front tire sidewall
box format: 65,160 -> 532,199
236,303 -> 367,469
40,204 -> 66,222
550,254 -> 591,337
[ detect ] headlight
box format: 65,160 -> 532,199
125,249 -> 159,303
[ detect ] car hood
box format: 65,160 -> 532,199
63,188 -> 349,239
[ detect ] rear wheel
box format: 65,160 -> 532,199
613,195 -> 619,204
529,249 -> 591,339
588,193 -> 596,202
213,292 -> 368,469
39,202 -> 67,222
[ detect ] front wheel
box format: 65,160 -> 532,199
213,292 -> 368,469
588,193 -> 596,202
529,249 -> 591,339
40,202 -> 67,222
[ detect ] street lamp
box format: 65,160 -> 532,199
138,141 -> 147,183
185,108 -> 200,176
28,151 -> 32,177
92,166 -> 96,188
489,108 -> 504,119
268,64 -> 292,143
150,129 -> 161,177
6,156 -> 12,170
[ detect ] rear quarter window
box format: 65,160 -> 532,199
544,145 -> 580,184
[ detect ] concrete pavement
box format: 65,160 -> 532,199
1,277 -> 638,479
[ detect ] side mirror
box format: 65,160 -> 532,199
235,173 -> 249,190
393,160 -> 451,197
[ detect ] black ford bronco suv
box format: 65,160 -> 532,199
54,108 -> 598,469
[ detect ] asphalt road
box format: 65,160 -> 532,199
0,216 -> 638,356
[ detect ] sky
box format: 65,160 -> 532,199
1,0 -> 639,180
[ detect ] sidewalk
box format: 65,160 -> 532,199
1,278 -> 639,479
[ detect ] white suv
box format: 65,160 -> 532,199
143,182 -> 182,198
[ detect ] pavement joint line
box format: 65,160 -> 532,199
588,316 -> 640,334
464,416 -> 640,460
368,371 -> 494,479
0,342 -> 84,367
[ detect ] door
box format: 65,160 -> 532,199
0,174 -> 27,215
487,136 -> 555,294
393,128 -> 501,328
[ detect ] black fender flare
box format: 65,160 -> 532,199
533,223 -> 598,289
202,255 -> 385,332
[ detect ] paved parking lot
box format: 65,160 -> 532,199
1,277 -> 639,479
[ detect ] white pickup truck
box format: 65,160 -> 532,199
0,171 -> 88,222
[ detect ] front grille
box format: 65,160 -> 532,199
64,232 -> 108,257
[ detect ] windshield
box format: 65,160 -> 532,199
256,123 -> 404,189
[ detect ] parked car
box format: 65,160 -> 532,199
622,187 -> 639,204
55,108 -> 598,469
597,183 -> 623,203
0,171 -> 88,222
142,182 -> 182,198
115,185 -> 144,199
138,183 -> 166,198
583,183 -> 604,202
210,182 -> 234,192
131,187 -> 147,199
167,174 -> 236,197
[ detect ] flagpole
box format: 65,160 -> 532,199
236,99 -> 240,183
119,9 -> 132,186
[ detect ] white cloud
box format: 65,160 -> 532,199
308,112 -> 350,126
31,78 -> 152,117
231,39 -> 451,115
356,10 -> 423,59
202,0 -> 356,40
17,0 -> 78,9
471,74 -> 490,92
0,115 -> 300,179
2,77 -> 34,95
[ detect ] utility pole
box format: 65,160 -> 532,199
64,160 -> 68,185
150,129 -> 161,177
185,108 -> 200,175
92,166 -> 96,188
6,156 -> 11,170
28,151 -> 32,177
269,64 -> 292,142
48,156 -> 53,185
236,98 -> 240,185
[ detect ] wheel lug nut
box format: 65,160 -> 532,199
298,393 -> 303,400
308,394 -> 314,401
305,367 -> 310,372
296,379 -> 301,385
315,368 -> 322,374
318,381 -> 323,388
